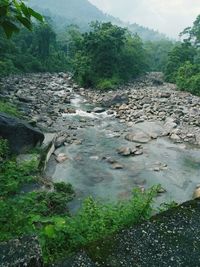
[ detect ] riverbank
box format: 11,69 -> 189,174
1,72 -> 200,208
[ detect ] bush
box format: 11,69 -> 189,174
0,158 -> 38,197
176,62 -> 200,95
96,78 -> 120,90
0,138 -> 9,158
0,101 -> 21,117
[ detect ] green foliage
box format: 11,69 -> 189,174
164,42 -> 196,83
0,22 -> 70,76
0,158 -> 38,197
176,62 -> 200,95
0,138 -> 9,158
73,22 -> 148,89
0,158 -> 159,263
164,14 -> 200,96
54,182 -> 75,195
0,100 -> 21,117
0,0 -> 43,38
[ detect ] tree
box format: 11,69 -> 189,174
0,0 -> 43,38
72,22 -> 147,89
180,15 -> 200,47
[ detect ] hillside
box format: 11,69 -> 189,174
30,0 -> 167,40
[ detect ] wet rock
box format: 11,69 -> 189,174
0,112 -> 44,154
125,129 -> 151,143
112,163 -> 124,169
193,185 -> 200,199
55,136 -> 66,148
56,153 -> 69,163
93,107 -> 105,113
117,147 -> 132,156
157,186 -> 167,194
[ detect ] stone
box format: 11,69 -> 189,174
117,147 -> 132,156
157,186 -> 167,194
93,107 -> 105,113
102,93 -> 129,107
125,129 -> 151,144
55,136 -> 66,148
56,153 -> 69,163
112,163 -> 124,169
163,117 -> 177,135
193,186 -> 200,199
0,112 -> 44,154
0,236 -> 43,267
170,133 -> 181,141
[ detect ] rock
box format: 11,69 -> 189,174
117,147 -> 132,156
102,93 -> 129,107
170,133 -> 181,141
0,236 -> 43,267
163,117 -> 177,135
0,112 -> 44,154
55,136 -> 66,148
125,129 -> 151,143
17,95 -> 35,103
134,149 -> 143,156
93,107 -> 105,113
193,186 -> 200,199
112,163 -> 124,169
56,153 -> 69,163
157,186 -> 167,194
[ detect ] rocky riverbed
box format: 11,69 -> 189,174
1,72 -> 200,209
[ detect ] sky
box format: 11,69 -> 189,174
89,0 -> 200,38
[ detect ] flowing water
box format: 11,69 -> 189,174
46,93 -> 200,211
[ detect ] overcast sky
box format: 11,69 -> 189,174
89,0 -> 200,38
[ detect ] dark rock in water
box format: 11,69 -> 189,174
0,236 -> 43,267
102,93 -> 129,107
0,112 -> 44,154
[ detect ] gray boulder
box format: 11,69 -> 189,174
102,93 -> 129,107
0,113 -> 44,154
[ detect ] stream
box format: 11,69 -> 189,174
45,92 -> 200,211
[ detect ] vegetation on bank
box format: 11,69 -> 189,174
164,15 -> 200,95
0,138 -> 160,263
0,100 -> 21,117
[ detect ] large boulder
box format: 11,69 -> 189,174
102,93 -> 129,107
0,113 -> 44,154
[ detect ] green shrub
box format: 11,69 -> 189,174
0,159 -> 38,197
96,78 -> 119,90
0,138 -> 9,158
0,101 -> 21,117
176,62 -> 200,95
54,182 -> 75,195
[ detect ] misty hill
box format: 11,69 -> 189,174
30,0 -> 167,41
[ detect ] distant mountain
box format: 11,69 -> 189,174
30,0 -> 167,41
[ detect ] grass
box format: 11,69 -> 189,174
0,100 -> 21,117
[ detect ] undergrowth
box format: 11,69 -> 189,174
0,138 -> 160,264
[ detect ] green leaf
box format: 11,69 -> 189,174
28,8 -> 44,22
20,2 -> 30,18
44,225 -> 56,238
16,16 -> 32,30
